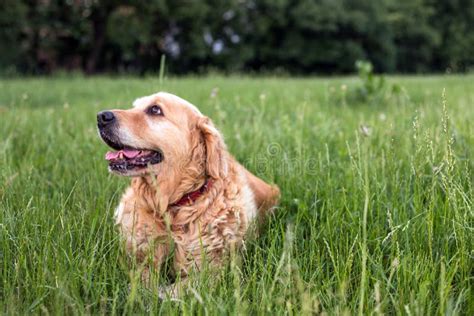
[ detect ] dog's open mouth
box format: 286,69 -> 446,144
99,129 -> 164,173
105,148 -> 163,172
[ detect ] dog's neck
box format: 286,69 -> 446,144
131,172 -> 209,213
170,178 -> 213,207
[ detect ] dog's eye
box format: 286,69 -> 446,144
147,105 -> 163,116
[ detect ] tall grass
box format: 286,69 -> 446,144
0,75 -> 473,314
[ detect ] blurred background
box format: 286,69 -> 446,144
1,0 -> 473,76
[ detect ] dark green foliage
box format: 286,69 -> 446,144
388,0 -> 440,72
0,0 -> 27,73
429,0 -> 474,72
0,0 -> 473,74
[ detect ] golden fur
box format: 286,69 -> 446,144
100,92 -> 280,293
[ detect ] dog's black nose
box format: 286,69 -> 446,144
97,111 -> 115,127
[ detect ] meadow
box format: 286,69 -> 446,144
0,74 -> 473,314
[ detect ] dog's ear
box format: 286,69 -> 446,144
197,117 -> 228,179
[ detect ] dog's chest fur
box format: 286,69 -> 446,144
114,173 -> 257,274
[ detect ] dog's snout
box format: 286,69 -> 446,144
97,111 -> 115,127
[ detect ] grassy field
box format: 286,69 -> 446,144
0,75 -> 473,315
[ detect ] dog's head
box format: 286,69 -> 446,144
97,92 -> 227,181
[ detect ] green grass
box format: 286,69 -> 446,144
0,75 -> 473,315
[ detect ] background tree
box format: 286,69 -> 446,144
0,0 -> 472,75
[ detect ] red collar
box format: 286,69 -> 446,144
171,179 -> 213,207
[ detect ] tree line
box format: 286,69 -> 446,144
1,0 -> 473,75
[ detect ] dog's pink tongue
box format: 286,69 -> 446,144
105,149 -> 142,161
105,151 -> 120,161
122,149 -> 141,158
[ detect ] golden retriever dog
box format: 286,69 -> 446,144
97,92 -> 280,296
